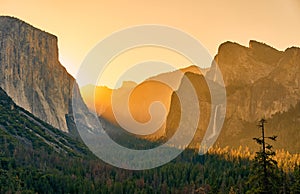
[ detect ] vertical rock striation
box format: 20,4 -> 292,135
206,40 -> 300,152
207,40 -> 300,122
0,16 -> 75,132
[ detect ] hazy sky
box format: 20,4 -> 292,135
1,0 -> 300,87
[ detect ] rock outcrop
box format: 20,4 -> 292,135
206,40 -> 300,152
0,16 -> 75,132
208,40 -> 300,122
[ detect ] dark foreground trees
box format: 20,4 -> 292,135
247,119 -> 280,193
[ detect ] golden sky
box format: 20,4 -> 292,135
1,0 -> 300,87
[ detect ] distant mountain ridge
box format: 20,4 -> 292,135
80,66 -> 207,139
82,40 -> 300,153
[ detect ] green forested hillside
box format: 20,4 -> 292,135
0,87 -> 92,157
0,87 -> 299,193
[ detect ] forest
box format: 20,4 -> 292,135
0,88 -> 300,193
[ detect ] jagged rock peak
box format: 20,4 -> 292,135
249,40 -> 279,51
217,41 -> 249,53
217,40 -> 283,54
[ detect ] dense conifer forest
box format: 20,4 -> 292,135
0,88 -> 300,193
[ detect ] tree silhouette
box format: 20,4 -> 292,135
247,119 -> 279,194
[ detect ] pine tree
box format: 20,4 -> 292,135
247,119 -> 280,194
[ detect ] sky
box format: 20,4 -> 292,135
1,0 -> 300,88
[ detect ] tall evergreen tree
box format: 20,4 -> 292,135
247,119 -> 280,194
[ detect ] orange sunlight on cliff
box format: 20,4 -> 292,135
80,65 -> 209,140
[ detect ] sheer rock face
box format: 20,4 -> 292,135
206,41 -> 300,152
208,40 -> 300,122
0,16 -> 75,132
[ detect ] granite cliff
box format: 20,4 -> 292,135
0,16 -> 75,132
208,40 -> 300,122
207,41 -> 300,152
